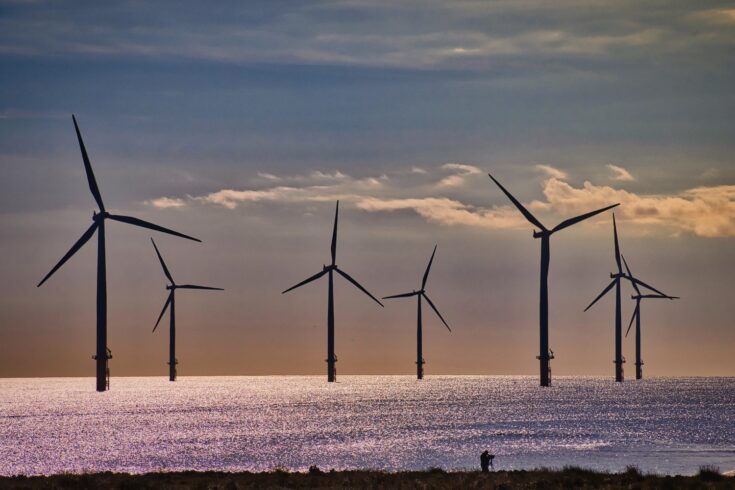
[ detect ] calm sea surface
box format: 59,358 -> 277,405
0,376 -> 733,476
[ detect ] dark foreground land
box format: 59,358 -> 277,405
1,467 -> 733,490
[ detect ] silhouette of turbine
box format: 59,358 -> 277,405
282,201 -> 383,382
621,254 -> 678,380
488,173 -> 619,387
584,214 -> 666,382
151,238 -> 223,382
383,245 -> 451,380
37,115 -> 200,392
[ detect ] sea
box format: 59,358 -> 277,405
1,376 -> 733,476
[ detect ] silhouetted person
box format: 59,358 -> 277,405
480,450 -> 495,472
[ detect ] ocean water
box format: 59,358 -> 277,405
0,376 -> 733,476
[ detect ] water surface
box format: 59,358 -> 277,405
1,376 -> 733,475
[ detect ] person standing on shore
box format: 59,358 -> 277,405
480,450 -> 493,472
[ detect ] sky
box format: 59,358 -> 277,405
0,0 -> 733,378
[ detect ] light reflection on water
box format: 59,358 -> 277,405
0,376 -> 733,476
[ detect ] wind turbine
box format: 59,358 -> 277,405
151,238 -> 223,381
37,115 -> 200,392
282,201 -> 383,382
621,254 -> 678,380
488,173 -> 619,387
383,245 -> 451,379
583,214 -> 666,382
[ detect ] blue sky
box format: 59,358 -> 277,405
0,1 -> 733,377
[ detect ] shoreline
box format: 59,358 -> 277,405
1,467 -> 733,489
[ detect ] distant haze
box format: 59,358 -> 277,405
0,1 -> 733,377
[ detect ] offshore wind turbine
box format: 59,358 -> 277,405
382,245 -> 451,379
151,238 -> 223,381
37,115 -> 200,392
282,201 -> 384,382
488,173 -> 619,387
583,214 -> 666,382
621,254 -> 678,380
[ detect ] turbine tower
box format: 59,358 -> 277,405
151,238 -> 223,381
383,245 -> 451,379
37,115 -> 200,391
621,254 -> 678,380
282,201 -> 383,382
488,173 -> 619,387
584,214 -> 665,382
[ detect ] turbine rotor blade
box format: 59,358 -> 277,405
422,245 -> 437,289
335,268 -> 384,307
613,214 -> 622,273
628,277 -> 667,297
282,269 -> 328,294
625,302 -> 639,337
422,293 -> 451,332
330,201 -> 338,266
621,254 -> 640,294
584,279 -> 616,312
150,238 -> 174,284
488,174 -> 547,231
72,115 -> 105,212
108,214 -> 201,242
551,203 -> 620,233
382,291 -> 419,299
153,291 -> 173,332
177,284 -> 224,290
37,221 -> 99,287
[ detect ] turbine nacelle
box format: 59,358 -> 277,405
92,210 -> 110,222
532,229 -> 549,239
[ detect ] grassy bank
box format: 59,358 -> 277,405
1,466 -> 733,489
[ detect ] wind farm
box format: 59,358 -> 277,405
488,174 -> 619,387
36,115 -> 201,391
4,0 -> 734,482
382,245 -> 451,379
584,214 -> 671,382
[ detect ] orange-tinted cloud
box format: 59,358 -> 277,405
154,167 -> 735,237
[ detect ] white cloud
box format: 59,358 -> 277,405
536,164 -> 567,180
355,197 -> 526,229
257,172 -> 281,181
152,166 -> 735,238
441,163 -> 482,175
310,170 -> 348,181
438,163 -> 482,187
607,164 -> 635,182
541,178 -> 735,237
147,197 -> 186,209
411,167 -> 427,174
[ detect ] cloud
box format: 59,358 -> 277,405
438,163 -> 482,187
541,178 -> 735,237
441,163 -> 482,175
536,164 -> 567,180
355,197 -> 525,229
607,164 -> 635,182
257,172 -> 281,181
147,197 -> 186,209
152,166 -> 735,238
411,167 -> 427,174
